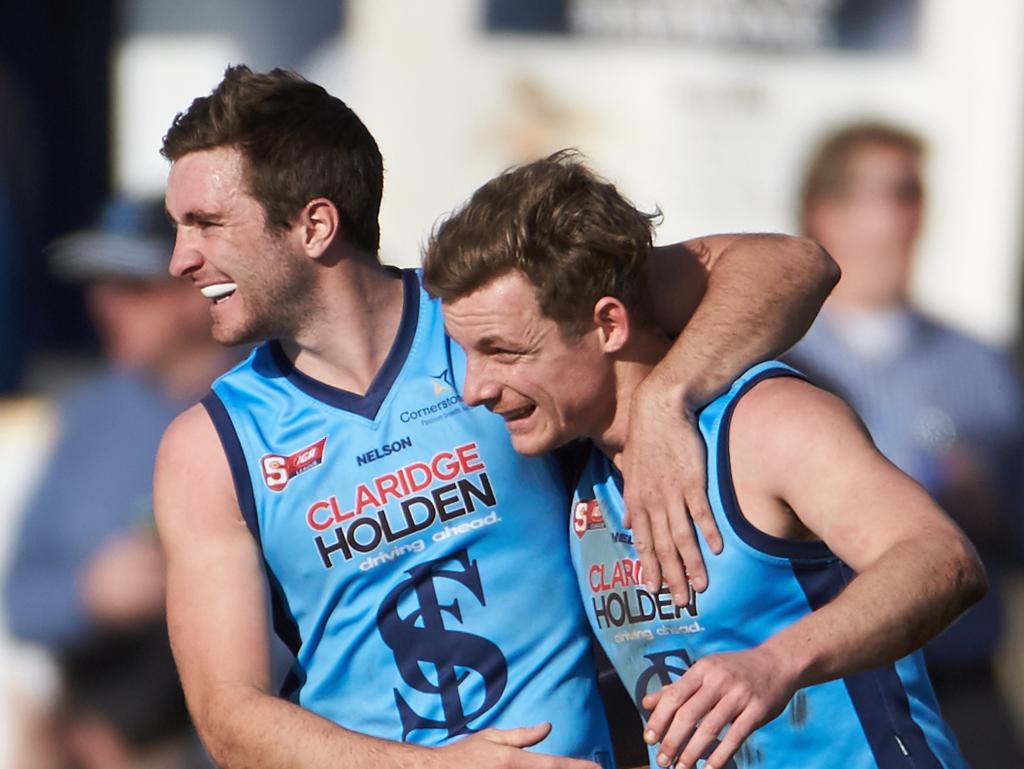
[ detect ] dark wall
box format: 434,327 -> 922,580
0,0 -> 113,384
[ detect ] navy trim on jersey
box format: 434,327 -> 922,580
266,568 -> 305,698
715,367 -> 835,560
794,562 -> 944,768
201,390 -> 261,546
201,391 -> 305,695
556,440 -> 593,495
443,331 -> 462,399
267,268 -> 420,419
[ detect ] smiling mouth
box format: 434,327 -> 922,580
501,405 -> 535,422
200,282 -> 238,304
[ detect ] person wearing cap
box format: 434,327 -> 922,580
3,195 -> 235,768
6,195 -> 233,642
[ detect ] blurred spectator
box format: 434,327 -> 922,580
3,196 -> 235,768
55,625 -> 197,769
787,122 -> 1024,765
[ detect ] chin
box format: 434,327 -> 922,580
509,431 -> 560,457
211,323 -> 260,348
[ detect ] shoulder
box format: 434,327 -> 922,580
155,404 -> 241,530
159,402 -> 221,454
729,375 -> 869,466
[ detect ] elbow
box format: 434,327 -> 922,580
188,683 -> 264,769
950,536 -> 988,615
189,689 -> 233,769
806,238 -> 841,295
962,553 -> 989,610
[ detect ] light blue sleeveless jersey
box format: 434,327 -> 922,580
569,361 -> 966,769
203,269 -> 612,765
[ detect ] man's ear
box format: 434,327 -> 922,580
295,198 -> 340,259
592,296 -> 630,354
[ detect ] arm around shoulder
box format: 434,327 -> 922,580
619,235 -> 838,600
645,234 -> 839,395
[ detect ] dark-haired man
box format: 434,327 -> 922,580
425,150 -> 982,769
155,66 -> 837,769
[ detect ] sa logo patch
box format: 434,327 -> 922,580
573,499 -> 606,539
261,436 -> 328,492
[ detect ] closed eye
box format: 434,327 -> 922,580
181,211 -> 223,230
476,335 -> 530,362
486,348 -> 526,364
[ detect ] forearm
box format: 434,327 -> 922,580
195,684 -> 439,769
763,536 -> 986,689
654,235 -> 836,409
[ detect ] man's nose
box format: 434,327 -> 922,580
462,356 -> 501,408
168,229 -> 201,279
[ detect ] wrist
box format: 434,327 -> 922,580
759,630 -> 821,692
634,373 -> 695,417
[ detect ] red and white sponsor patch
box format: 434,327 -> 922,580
261,437 -> 328,492
573,499 -> 605,539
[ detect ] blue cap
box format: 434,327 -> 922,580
47,196 -> 174,281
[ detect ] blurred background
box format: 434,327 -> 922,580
1,0 -> 1022,765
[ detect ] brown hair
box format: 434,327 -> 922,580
799,122 -> 925,233
162,65 -> 383,254
423,150 -> 660,336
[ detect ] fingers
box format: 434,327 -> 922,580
642,670 -> 703,743
479,722 -> 552,748
687,486 -> 723,557
671,697 -> 741,769
648,683 -> 751,769
703,709 -> 760,769
625,497 -> 662,595
536,757 -> 603,769
648,503 -> 691,603
470,723 -> 602,769
663,503 -> 706,595
644,653 -> 776,769
622,452 -> 718,601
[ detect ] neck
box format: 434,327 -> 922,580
281,250 -> 406,394
593,330 -> 672,466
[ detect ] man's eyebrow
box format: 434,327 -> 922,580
478,334 -> 516,350
178,209 -> 224,225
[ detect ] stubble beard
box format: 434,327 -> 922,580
215,247 -> 322,347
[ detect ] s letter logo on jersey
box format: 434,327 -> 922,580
634,649 -> 738,768
634,648 -> 693,716
261,437 -> 328,492
573,499 -> 606,539
377,549 -> 508,740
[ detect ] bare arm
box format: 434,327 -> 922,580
155,406 -> 597,769
642,379 -> 985,768
622,235 -> 838,600
752,382 -> 984,674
